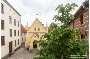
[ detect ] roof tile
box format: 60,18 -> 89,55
21,24 -> 27,33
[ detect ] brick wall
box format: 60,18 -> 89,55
69,10 -> 89,41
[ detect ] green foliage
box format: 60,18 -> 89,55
53,3 -> 78,24
33,3 -> 89,59
70,39 -> 89,55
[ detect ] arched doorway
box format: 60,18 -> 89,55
33,40 -> 37,48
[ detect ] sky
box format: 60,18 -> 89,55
7,0 -> 85,27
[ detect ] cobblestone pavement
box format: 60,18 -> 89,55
7,48 -> 36,59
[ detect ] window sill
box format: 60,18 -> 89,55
1,29 -> 4,30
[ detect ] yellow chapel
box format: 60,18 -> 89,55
25,18 -> 48,50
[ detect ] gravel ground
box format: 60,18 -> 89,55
7,48 -> 36,59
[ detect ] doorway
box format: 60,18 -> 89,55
9,42 -> 12,54
33,40 -> 37,48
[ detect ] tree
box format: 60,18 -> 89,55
34,3 -> 89,59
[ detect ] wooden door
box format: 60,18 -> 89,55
9,42 -> 12,53
33,41 -> 37,48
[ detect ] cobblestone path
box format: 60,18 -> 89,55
7,48 -> 36,59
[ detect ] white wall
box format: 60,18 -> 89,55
1,0 -> 21,58
21,33 -> 26,43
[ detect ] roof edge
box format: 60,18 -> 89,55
3,0 -> 21,16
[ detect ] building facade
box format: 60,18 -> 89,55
21,24 -> 27,43
25,26 -> 29,31
25,18 -> 48,50
69,0 -> 89,41
1,0 -> 21,59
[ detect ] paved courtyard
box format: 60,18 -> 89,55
7,48 -> 36,59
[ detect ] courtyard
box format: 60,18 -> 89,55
7,48 -> 36,59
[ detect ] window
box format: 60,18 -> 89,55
38,28 -> 40,31
1,36 -> 5,46
10,29 -> 12,37
81,34 -> 85,39
1,20 -> 4,30
15,40 -> 16,47
18,21 -> 19,27
34,28 -> 36,31
24,33 -> 26,35
22,38 -> 23,41
18,30 -> 19,36
9,16 -> 12,24
14,30 -> 16,36
14,19 -> 16,26
1,3 -> 4,14
18,39 -> 19,45
80,14 -> 83,25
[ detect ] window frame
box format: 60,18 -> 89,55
1,20 -> 4,30
18,30 -> 19,36
9,16 -> 12,24
18,21 -> 19,27
14,30 -> 16,36
14,19 -> 16,26
34,28 -> 36,31
15,40 -> 16,47
10,29 -> 12,37
18,39 -> 19,45
1,36 -> 5,46
1,3 -> 4,14
38,28 -> 40,31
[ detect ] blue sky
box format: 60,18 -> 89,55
7,0 -> 85,27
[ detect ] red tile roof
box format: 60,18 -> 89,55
21,24 -> 27,33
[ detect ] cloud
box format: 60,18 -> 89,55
7,0 -> 85,27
